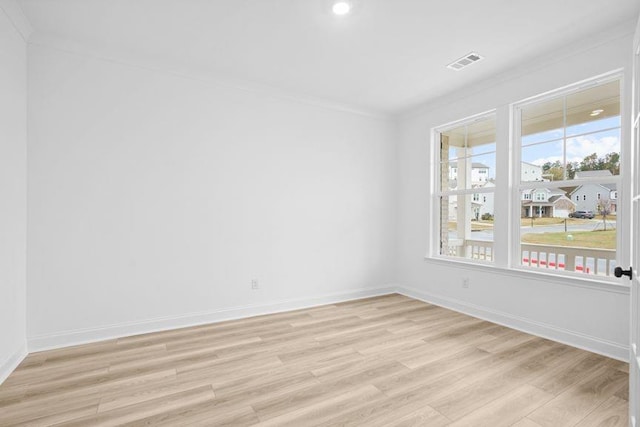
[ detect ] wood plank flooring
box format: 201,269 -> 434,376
0,294 -> 629,426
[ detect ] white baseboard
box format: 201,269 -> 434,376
28,286 -> 396,352
0,342 -> 28,386
26,284 -> 628,362
396,285 -> 629,362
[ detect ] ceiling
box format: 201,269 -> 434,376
17,0 -> 640,114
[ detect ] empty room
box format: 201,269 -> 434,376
1,0 -> 640,425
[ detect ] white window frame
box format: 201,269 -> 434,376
431,110 -> 497,265
428,70 -> 630,286
511,72 -> 625,282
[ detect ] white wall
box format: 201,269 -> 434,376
397,28 -> 634,360
26,43 -> 397,349
0,2 -> 28,382
18,10 -> 636,364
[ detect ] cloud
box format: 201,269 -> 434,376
526,134 -> 619,166
529,156 -> 562,166
566,135 -> 619,161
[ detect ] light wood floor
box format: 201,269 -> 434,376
0,294 -> 629,426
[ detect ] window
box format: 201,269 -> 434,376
431,73 -> 623,280
436,113 -> 496,262
517,76 -> 620,277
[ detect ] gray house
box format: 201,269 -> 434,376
569,170 -> 617,214
570,183 -> 617,214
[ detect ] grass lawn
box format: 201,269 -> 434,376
521,229 -> 616,249
448,221 -> 494,231
520,217 -> 616,227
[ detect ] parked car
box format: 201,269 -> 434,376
569,210 -> 595,219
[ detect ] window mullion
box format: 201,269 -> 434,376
562,95 -> 567,180
494,105 -> 510,268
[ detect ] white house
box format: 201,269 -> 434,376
518,163 -> 574,217
450,162 -> 543,220
521,188 -> 576,218
471,163 -> 490,183
475,180 -> 495,219
449,163 -> 494,220
521,162 -> 544,182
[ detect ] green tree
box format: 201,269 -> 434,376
542,160 -> 564,181
577,152 -> 619,175
566,161 -> 578,179
603,152 -> 620,175
580,153 -> 600,171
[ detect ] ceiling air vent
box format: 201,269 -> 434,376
447,52 -> 484,71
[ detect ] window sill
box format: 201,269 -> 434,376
423,256 -> 630,294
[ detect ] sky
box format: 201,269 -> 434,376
445,115 -> 621,181
522,116 -> 621,168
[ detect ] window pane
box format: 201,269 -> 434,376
440,193 -> 494,261
447,144 -> 467,161
565,80 -> 620,137
566,115 -> 621,137
440,158 -> 461,191
521,96 -> 564,145
521,140 -> 563,182
519,185 -> 617,277
566,128 -> 620,179
468,153 -> 496,187
441,124 -> 468,163
470,142 -> 496,155
466,117 -> 496,153
440,115 -> 496,192
437,114 -> 496,264
520,80 -> 621,185
442,154 -> 496,191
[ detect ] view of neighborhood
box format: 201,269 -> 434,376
449,158 -> 618,222
439,79 -> 621,276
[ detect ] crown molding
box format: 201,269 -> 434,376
0,0 -> 33,42
27,32 -> 392,121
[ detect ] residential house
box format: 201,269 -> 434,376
451,162 -> 542,220
521,188 -> 576,218
521,161 -> 544,182
471,163 -> 490,183
570,170 -> 617,214
518,162 -> 576,218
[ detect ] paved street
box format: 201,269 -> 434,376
451,219 -> 616,241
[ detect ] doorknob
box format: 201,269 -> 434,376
614,266 -> 632,280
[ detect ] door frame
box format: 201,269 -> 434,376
629,16 -> 640,426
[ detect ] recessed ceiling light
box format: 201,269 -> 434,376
332,1 -> 351,15
590,109 -> 604,116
